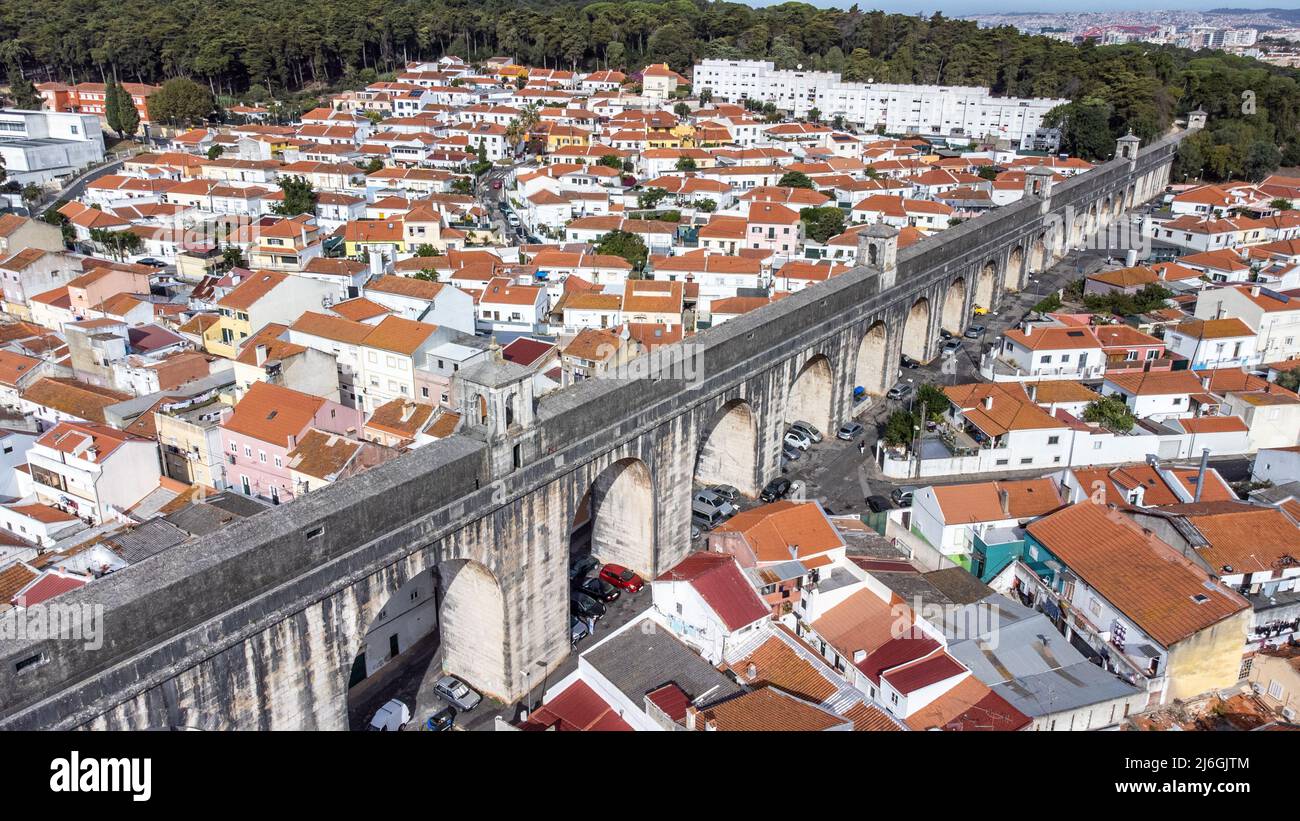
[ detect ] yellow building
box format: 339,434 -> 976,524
155,393 -> 235,491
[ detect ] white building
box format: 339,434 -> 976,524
0,108 -> 105,185
691,60 -> 1067,146
23,421 -> 161,525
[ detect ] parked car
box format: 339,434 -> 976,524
434,675 -> 482,711
973,305 -> 989,316
571,591 -> 607,620
490,179 -> 502,190
569,554 -> 600,582
783,430 -> 811,451
693,488 -> 737,518
939,328 -> 954,340
709,484 -> 740,503
600,563 -> 644,593
136,257 -> 167,268
506,213 -> 521,227
964,325 -> 985,339
890,486 -> 918,507
424,705 -> 456,732
577,576 -> 620,603
867,495 -> 894,513
368,699 -> 411,731
570,616 -> 590,647
781,444 -> 802,461
837,422 -> 865,441
691,523 -> 702,541
900,354 -> 920,369
886,383 -> 913,401
693,509 -> 724,531
941,339 -> 961,357
790,420 -> 823,443
760,477 -> 792,503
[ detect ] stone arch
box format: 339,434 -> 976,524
346,556 -> 509,724
695,398 -> 759,497
941,277 -> 967,334
785,354 -> 835,436
1028,233 -> 1047,275
1049,218 -> 1066,258
1109,193 -> 1122,222
902,296 -> 931,362
1007,245 -> 1025,290
974,259 -> 997,311
853,321 -> 890,398
1084,202 -> 1099,239
437,559 -> 508,699
587,457 -> 656,576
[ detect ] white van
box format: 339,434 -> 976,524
368,699 -> 411,731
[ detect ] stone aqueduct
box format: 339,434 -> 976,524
0,132 -> 1182,730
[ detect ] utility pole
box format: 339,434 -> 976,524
912,400 -> 927,480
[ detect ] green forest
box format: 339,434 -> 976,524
3,1 -> 1299,180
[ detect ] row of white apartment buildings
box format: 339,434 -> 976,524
691,60 -> 1068,148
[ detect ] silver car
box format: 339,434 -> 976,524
434,675 -> 482,711
790,421 -> 823,443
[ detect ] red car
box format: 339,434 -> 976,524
600,563 -> 643,593
490,179 -> 502,189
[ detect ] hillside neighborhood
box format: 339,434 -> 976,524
0,52 -> 1298,734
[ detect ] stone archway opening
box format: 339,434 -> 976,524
1029,234 -> 1046,276
854,321 -> 890,398
695,398 -> 760,497
585,457 -> 656,577
1007,245 -> 1025,290
974,260 -> 996,311
346,559 -> 507,726
785,354 -> 834,436
941,277 -> 967,335
902,296 -> 931,362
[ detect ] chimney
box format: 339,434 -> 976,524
998,487 -> 1010,517
746,662 -> 757,681
1027,383 -> 1038,403
400,401 -> 416,422
1251,285 -> 1261,298
1025,323 -> 1033,336
1194,447 -> 1211,502
983,395 -> 994,410
685,706 -> 698,731
852,649 -> 866,664
255,344 -> 268,366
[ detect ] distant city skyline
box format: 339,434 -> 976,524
773,1 -> 1288,14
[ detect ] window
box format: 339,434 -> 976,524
258,451 -> 267,463
1047,436 -> 1059,445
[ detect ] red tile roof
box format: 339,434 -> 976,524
655,552 -> 769,631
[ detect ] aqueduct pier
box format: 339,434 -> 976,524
0,131 -> 1182,729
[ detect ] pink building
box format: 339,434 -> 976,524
219,381 -> 362,504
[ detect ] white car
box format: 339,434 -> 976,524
368,699 -> 411,731
784,431 -> 811,451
